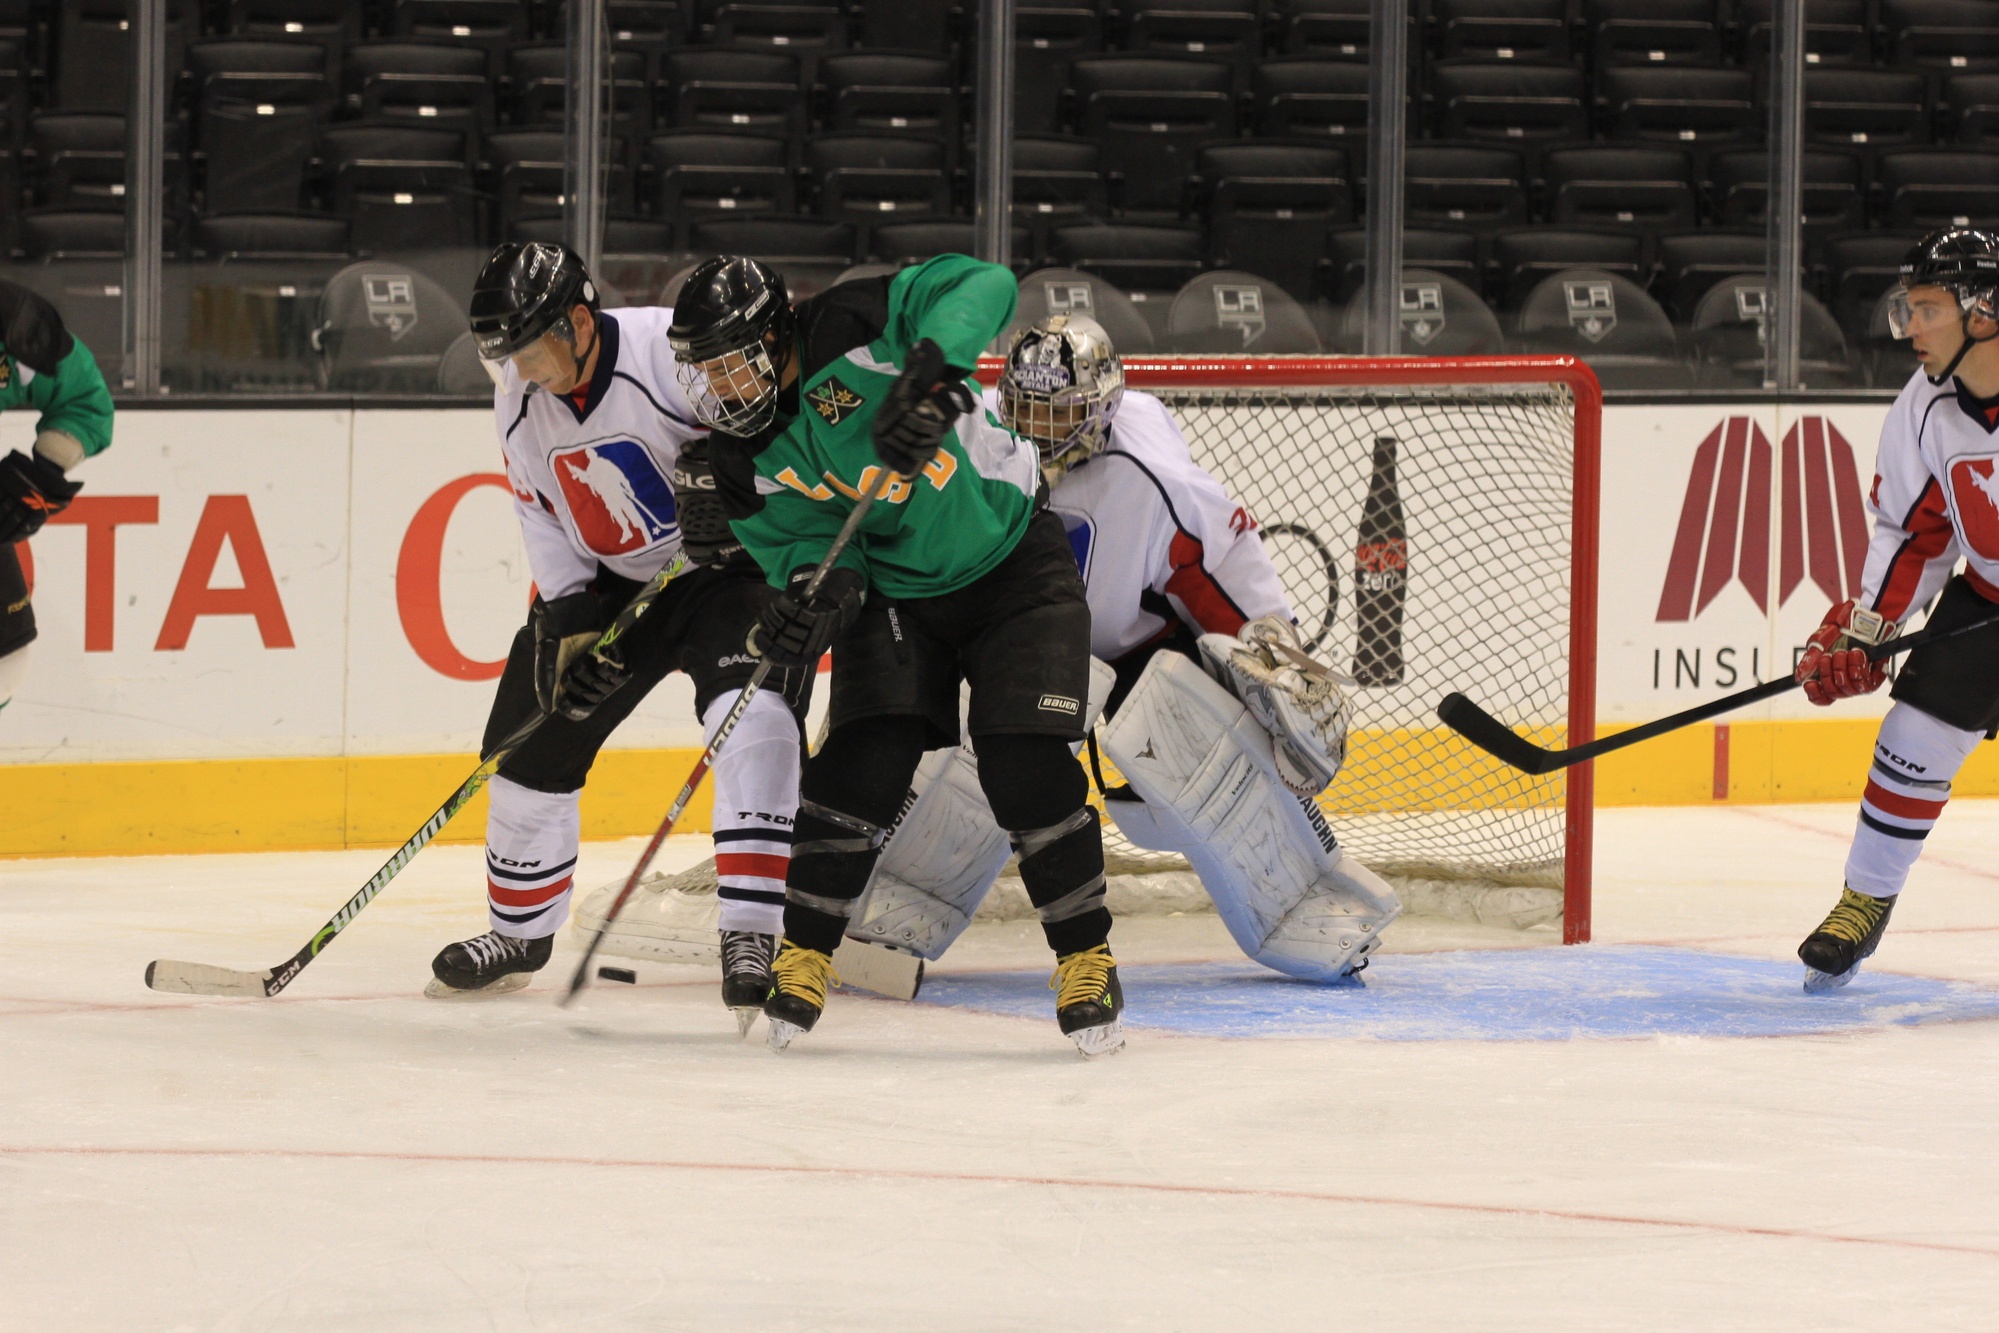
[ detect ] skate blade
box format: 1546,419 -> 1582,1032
423,971 -> 534,1000
733,1006 -> 760,1039
1803,963 -> 1861,993
1069,1020 -> 1126,1059
766,1016 -> 807,1052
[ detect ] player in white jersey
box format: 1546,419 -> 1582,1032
842,315 -> 1399,982
426,242 -> 808,1022
1792,227 -> 1999,990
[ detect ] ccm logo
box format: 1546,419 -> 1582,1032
1038,694 -> 1080,714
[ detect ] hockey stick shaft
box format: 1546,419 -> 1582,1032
1438,604 -> 1999,775
559,468 -> 894,1005
144,557 -> 690,998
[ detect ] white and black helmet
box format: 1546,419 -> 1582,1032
997,314 -> 1125,476
1892,226 -> 1999,382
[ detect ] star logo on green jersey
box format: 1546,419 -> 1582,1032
806,376 -> 863,426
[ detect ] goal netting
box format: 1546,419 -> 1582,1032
1006,355 -> 1601,941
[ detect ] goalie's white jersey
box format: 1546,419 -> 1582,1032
494,307 -> 708,600
989,387 -> 1293,660
1863,367 -> 1999,622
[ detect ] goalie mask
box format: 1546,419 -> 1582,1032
668,256 -> 796,435
1888,226 -> 1999,384
998,315 -> 1124,480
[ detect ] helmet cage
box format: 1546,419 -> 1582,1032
674,337 -> 784,434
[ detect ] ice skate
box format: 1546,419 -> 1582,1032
425,931 -> 553,998
571,860 -> 723,965
763,939 -> 835,1052
720,930 -> 777,1036
1051,944 -> 1125,1057
1799,886 -> 1897,992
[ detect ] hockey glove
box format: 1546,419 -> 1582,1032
1795,600 -> 1893,706
872,337 -> 977,477
532,590 -> 631,721
1197,615 -> 1355,795
747,565 -> 865,669
0,449 -> 82,545
671,438 -> 744,566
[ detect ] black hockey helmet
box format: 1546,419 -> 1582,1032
468,241 -> 600,361
0,280 -> 75,377
667,255 -> 795,433
1891,227 -> 1999,379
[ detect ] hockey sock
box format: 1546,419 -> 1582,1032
977,733 -> 1112,955
484,775 -> 581,938
1844,703 -> 1984,898
704,688 -> 801,938
783,718 -> 927,952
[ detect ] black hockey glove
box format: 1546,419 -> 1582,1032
0,450 -> 83,545
746,565 -> 865,669
671,438 -> 744,566
872,337 -> 977,477
532,590 -> 631,721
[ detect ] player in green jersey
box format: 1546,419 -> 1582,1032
0,282 -> 114,714
669,254 -> 1124,1057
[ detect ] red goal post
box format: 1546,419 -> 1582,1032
979,353 -> 1602,944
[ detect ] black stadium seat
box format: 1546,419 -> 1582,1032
1515,269 -> 1691,389
1735,0 -> 1870,70
1193,141 -> 1351,300
314,257 -> 465,391
1166,270 -> 1322,353
1488,229 -> 1647,309
1122,1 -> 1263,81
1339,268 -> 1505,354
19,210 -> 126,258
1428,61 -> 1589,145
1881,0 -> 1999,74
1403,143 -> 1529,232
390,0 -> 527,75
342,42 -> 492,138
1008,266 -> 1157,352
1324,228 -> 1483,303
227,0 -> 361,75
857,0 -> 955,54
1583,0 -> 1721,70
1599,66 -> 1756,153
1943,73 -> 1999,145
1541,145 -> 1697,231
1048,222 -> 1207,299
1875,148 -> 1999,229
1013,135 -> 1109,228
1431,0 -> 1571,66
1069,56 -> 1236,212
28,114 -> 127,213
646,131 -> 793,243
817,53 -> 959,149
317,124 -> 477,252
1277,0 -> 1372,61
1803,69 -> 1930,154
1014,5 -> 1104,135
1692,274 -> 1855,388
659,48 -> 804,140
1706,148 -> 1865,236
485,130 -> 567,235
805,134 -> 953,233
1653,230 -> 1770,319
602,1 -> 691,84
869,220 -> 1031,268
1252,58 -> 1371,140
56,1 -> 189,114
186,40 -> 332,216
686,216 -> 860,296
1821,231 -> 1927,338
189,212 -> 349,258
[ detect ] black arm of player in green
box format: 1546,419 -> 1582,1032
882,254 -> 1019,372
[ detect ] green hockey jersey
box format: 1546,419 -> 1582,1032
720,254 -> 1039,600
0,335 -> 114,461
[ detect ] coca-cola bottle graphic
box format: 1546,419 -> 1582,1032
1352,435 -> 1407,686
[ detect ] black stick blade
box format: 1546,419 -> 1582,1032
1436,693 -> 1560,775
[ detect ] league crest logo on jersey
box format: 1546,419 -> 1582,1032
807,376 -> 863,425
1948,455 -> 1999,558
550,439 -> 679,556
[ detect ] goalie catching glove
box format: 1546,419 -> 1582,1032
872,337 -> 977,477
532,590 -> 631,721
747,565 -> 865,669
1197,616 -> 1354,795
1795,600 -> 1894,706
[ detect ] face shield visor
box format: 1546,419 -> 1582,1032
1888,285 -> 1999,340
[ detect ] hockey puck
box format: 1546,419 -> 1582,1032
597,966 -> 637,985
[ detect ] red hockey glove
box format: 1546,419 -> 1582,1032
1795,600 -> 1893,706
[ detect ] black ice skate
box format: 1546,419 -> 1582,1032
425,931 -> 553,998
1051,944 -> 1126,1057
720,930 -> 777,1037
763,939 -> 835,1052
1799,886 -> 1897,993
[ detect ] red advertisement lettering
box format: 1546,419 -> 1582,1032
397,474 -> 510,681
155,496 -> 296,650
44,497 -> 161,651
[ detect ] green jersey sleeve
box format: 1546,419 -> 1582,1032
11,338 -> 115,459
878,254 -> 1019,371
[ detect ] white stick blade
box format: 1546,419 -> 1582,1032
145,959 -> 272,998
832,937 -> 924,1001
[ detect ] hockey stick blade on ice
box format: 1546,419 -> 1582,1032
144,557 -> 691,999
561,467 -> 896,1007
1439,605 -> 1999,776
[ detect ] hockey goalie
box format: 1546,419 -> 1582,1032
845,315 -> 1401,983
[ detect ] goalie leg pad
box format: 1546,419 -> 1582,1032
1102,651 -> 1401,981
847,746 -> 1013,960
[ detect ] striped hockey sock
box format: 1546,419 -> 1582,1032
1843,703 -> 1984,898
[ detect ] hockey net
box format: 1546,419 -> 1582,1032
1001,355 -> 1602,942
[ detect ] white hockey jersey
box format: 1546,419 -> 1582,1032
1862,367 -> 1999,622
495,306 -> 708,600
984,387 -> 1292,661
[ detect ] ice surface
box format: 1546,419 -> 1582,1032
4,803 -> 1998,1331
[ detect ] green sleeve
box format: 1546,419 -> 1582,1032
882,254 -> 1018,371
29,337 -> 114,458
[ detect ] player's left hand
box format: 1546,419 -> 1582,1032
1795,600 -> 1892,706
532,590 -> 629,720
872,338 -> 976,476
0,449 -> 83,544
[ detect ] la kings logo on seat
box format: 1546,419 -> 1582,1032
1565,280 -> 1616,342
364,274 -> 418,340
1214,284 -> 1267,348
1045,282 -> 1095,316
1400,281 -> 1445,346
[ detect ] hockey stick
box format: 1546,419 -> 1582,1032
1438,604 -> 1999,776
559,466 -> 895,1007
144,556 -> 692,999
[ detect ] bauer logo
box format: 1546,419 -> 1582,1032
1948,455 -> 1999,558
1656,416 -> 1869,621
549,439 -> 679,556
1038,694 -> 1080,714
